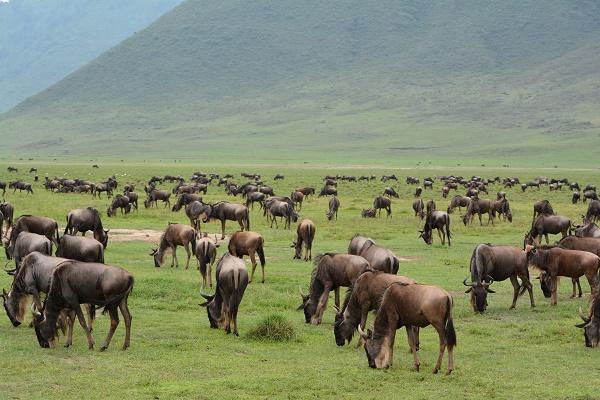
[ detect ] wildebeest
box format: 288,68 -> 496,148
318,187 -> 338,197
195,233 -> 219,289
548,235 -> 600,298
334,270 -> 418,347
326,197 -> 340,221
144,190 -> 171,209
532,199 -> 554,221
297,253 -> 370,325
185,201 -> 212,233
348,233 -> 400,274
0,202 -> 14,236
525,244 -> 600,306
462,198 -> 494,226
7,166 -> 18,173
292,219 -> 316,262
151,223 -> 197,269
125,191 -> 138,212
463,244 -> 534,312
358,282 -> 456,374
373,196 -> 392,218
383,187 -> 399,198
205,202 -> 250,240
528,214 -> 572,245
361,208 -> 376,218
583,200 -> 600,223
575,276 -> 600,347
291,191 -> 304,211
412,198 -> 425,220
199,253 -> 248,336
490,199 -> 513,222
32,260 -> 134,351
65,207 -> 109,248
171,193 -> 203,212
228,231 -> 266,283
572,191 -> 581,204
419,211 -> 451,246
0,181 -> 5,196
572,222 -> 600,238
264,199 -> 297,229
245,191 -> 266,210
583,191 -> 599,203
447,195 -> 470,214
55,234 -> 104,263
295,187 -> 316,200
92,182 -> 113,199
414,186 -> 422,198
9,180 -> 34,194
107,194 -> 131,217
5,231 -> 53,271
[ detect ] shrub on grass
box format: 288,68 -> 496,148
246,313 -> 297,342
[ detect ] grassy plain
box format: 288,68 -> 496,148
0,162 -> 599,399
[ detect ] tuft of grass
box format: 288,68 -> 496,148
245,313 -> 298,343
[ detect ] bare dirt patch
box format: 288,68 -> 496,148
108,229 -> 228,243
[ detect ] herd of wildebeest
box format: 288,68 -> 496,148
2,167 -> 600,375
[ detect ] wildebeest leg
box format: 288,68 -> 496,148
73,303 -> 95,350
119,300 -> 132,350
220,220 -> 227,239
437,228 -> 444,246
184,241 -> 191,269
571,278 -> 582,298
311,285 -> 332,325
170,243 -> 178,267
99,307 -> 120,352
64,309 -> 76,348
248,251 -> 258,283
549,276 -> 558,306
431,321 -> 448,374
509,276 -> 520,309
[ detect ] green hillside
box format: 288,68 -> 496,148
1,0 -> 599,167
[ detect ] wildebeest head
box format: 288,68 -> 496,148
463,276 -> 495,313
149,247 -> 166,268
333,306 -> 353,346
357,325 -> 390,369
576,299 -> 600,348
31,304 -> 57,349
418,229 -> 432,245
297,286 -> 316,324
537,271 -> 552,298
1,288 -> 25,327
198,290 -> 219,329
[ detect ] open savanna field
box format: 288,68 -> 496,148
0,161 -> 599,399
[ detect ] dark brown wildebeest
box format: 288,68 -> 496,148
447,195 -> 470,214
584,184 -> 597,193
292,219 -> 316,262
572,222 -> 600,238
148,175 -> 162,185
9,180 -> 33,194
383,187 -> 399,198
361,208 -> 376,218
334,270 -> 418,347
373,196 -> 392,218
185,201 -> 212,233
125,192 -> 138,212
525,244 -> 600,306
496,191 -> 506,200
194,233 -> 219,289
171,192 -> 203,212
245,191 -> 266,211
65,207 -> 109,248
259,185 -> 275,196
264,199 -> 297,229
575,276 -> 600,347
527,214 -> 572,245
55,235 -> 104,263
205,202 -> 250,240
151,223 -> 197,269
295,187 -> 316,200
412,198 -> 425,220
144,190 -> 171,209
442,186 -> 449,198
358,282 -> 456,374
570,182 -> 581,191
291,191 -> 304,211
532,199 -> 555,221
0,202 -> 14,236
0,181 -> 6,196
92,182 -> 113,199
419,211 -> 451,246
8,215 -> 60,247
297,253 -> 370,325
228,230 -> 266,283
318,186 -> 338,197
348,233 -> 400,274
462,198 -> 494,226
324,178 -> 337,187
572,191 -> 581,204
414,186 -> 422,198
463,244 -> 534,312
583,200 -> 600,223
107,194 -> 131,217
274,174 -> 285,180
199,253 -> 248,336
326,197 -> 340,221
490,199 -> 513,222
32,260 -> 134,351
7,166 -> 17,173
4,232 -> 53,273
426,199 -> 436,216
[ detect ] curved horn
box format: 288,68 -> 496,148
482,275 -> 494,287
30,303 -> 42,318
199,285 -> 214,301
299,285 -> 308,301
579,307 -> 591,323
3,260 -> 15,274
462,277 -> 476,287
357,324 -> 369,340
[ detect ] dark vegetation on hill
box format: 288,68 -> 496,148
1,0 -> 599,166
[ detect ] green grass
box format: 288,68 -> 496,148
0,162 -> 599,398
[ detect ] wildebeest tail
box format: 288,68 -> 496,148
245,209 -> 250,231
64,214 -> 72,235
54,222 -> 60,245
257,237 -> 266,267
391,257 -> 399,274
444,296 -> 457,349
101,275 -> 134,315
191,229 -> 197,256
199,241 -> 209,277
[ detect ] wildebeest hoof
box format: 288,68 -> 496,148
100,346 -> 107,352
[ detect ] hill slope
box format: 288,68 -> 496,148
1,0 -> 599,167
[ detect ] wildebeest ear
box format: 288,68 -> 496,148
575,322 -> 588,328
215,243 -> 220,248
487,289 -> 496,294
464,288 -> 473,293
198,301 -> 211,307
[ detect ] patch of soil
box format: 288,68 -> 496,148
108,229 -> 228,243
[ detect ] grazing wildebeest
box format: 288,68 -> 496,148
55,235 -> 104,263
0,181 -> 6,196
572,222 -> 600,238
489,198 -> 512,222
259,185 -> 275,197
151,223 -> 197,269
463,244 -> 534,312
532,199 -> 555,221
572,191 -> 581,204
426,199 -> 436,216
274,174 -> 285,180
125,191 -> 139,212
65,207 -> 109,248
171,192 -> 203,212
414,186 -> 422,198
575,276 -> 600,347
318,186 -> 338,197
361,208 -> 376,218
185,201 -> 212,233
92,182 -> 112,199
7,166 -> 17,173
373,196 -> 392,218
525,244 -> 600,306
462,198 -> 494,226
297,253 -> 370,325
4,232 -> 53,271
291,191 -> 304,211
326,197 -> 340,221
358,282 -> 456,374
8,215 -> 60,247
447,195 -> 470,214
245,191 -> 266,211
9,180 -> 34,194
412,198 -> 425,220
228,231 -> 266,283
32,260 -> 134,351
348,233 -> 400,274
570,182 -> 581,191
584,184 -> 597,193
107,194 -> 131,217
582,200 -> 600,223
528,214 -> 572,245
199,253 -> 248,336
419,211 -> 451,246
205,202 -> 250,240
496,191 -> 506,200
583,191 -> 600,203
144,190 -> 171,209
334,270 -> 418,348
264,199 -> 297,229
383,187 -> 399,198
292,219 -> 316,262
194,233 -> 219,289
442,186 -> 449,198
295,187 -> 316,200
0,202 -> 14,236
